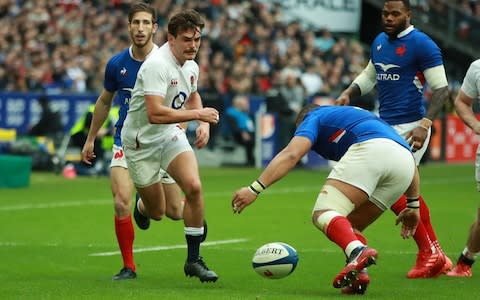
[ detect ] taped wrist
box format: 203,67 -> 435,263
419,118 -> 432,130
248,179 -> 266,196
406,197 -> 420,209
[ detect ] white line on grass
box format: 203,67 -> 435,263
0,176 -> 471,212
89,238 -> 248,256
0,240 -> 456,258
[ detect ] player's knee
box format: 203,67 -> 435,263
113,194 -> 131,216
312,210 -> 342,233
183,177 -> 202,198
313,185 -> 354,216
149,211 -> 165,221
166,205 -> 183,220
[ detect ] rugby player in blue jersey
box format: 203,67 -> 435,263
81,2 -> 185,280
336,0 -> 451,281
232,104 -> 419,295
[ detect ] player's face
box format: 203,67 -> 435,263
381,1 -> 411,38
128,12 -> 157,48
169,28 -> 202,65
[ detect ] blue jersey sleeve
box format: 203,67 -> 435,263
414,33 -> 443,71
104,57 -> 118,93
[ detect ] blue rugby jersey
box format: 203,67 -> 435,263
104,46 -> 157,146
370,27 -> 443,125
295,106 -> 410,161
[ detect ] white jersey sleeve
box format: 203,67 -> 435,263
461,59 -> 480,99
140,59 -> 169,97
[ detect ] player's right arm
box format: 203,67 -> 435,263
81,90 -> 114,164
455,61 -> 480,135
231,136 -> 311,214
454,90 -> 480,134
144,94 -> 219,125
336,60 -> 377,106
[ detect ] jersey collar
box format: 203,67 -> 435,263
396,25 -> 414,38
128,44 -> 159,62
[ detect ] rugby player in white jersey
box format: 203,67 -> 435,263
122,9 -> 219,282
448,59 -> 480,277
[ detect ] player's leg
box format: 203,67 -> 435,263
110,145 -> 137,280
161,173 -> 184,220
315,141 -> 407,292
167,151 -> 217,282
391,122 -> 451,277
163,130 -> 217,282
447,165 -> 480,278
447,215 -> 479,277
336,139 -> 414,293
123,145 -> 168,225
312,179 -> 379,291
162,176 -> 208,242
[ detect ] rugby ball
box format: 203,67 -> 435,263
252,242 -> 298,279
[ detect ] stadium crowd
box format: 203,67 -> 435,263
0,0 -> 367,99
0,0 -> 476,132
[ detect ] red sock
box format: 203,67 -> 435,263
419,195 -> 438,242
355,231 -> 367,245
390,195 -> 407,214
115,215 -> 136,272
325,216 -> 359,250
391,195 -> 433,252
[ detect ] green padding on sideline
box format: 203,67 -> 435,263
0,155 -> 32,188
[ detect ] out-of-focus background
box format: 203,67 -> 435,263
0,0 -> 479,183
2,2 -> 480,299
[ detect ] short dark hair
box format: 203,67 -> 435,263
384,0 -> 410,10
295,104 -> 320,127
128,2 -> 157,23
168,9 -> 205,37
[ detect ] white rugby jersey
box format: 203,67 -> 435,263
461,59 -> 480,100
123,43 -> 199,145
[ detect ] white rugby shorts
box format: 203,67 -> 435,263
111,144 -> 176,184
392,119 -> 432,165
327,138 -> 415,211
123,126 -> 189,187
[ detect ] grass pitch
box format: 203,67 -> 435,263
1,163 -> 479,299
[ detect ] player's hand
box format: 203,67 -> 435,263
194,122 -> 210,149
335,93 -> 350,106
81,141 -> 96,165
405,127 -> 428,152
232,187 -> 257,214
395,208 -> 420,239
198,108 -> 219,124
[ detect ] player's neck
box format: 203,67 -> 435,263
131,42 -> 154,61
168,44 -> 186,66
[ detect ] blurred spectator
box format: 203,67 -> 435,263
300,61 -> 324,98
225,95 -> 255,166
198,73 -> 224,150
4,0 -> 474,157
69,104 -> 114,175
315,27 -> 336,53
29,95 -> 63,140
266,68 -> 306,150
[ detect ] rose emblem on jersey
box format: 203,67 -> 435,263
114,149 -> 124,159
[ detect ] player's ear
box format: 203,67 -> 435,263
152,22 -> 158,34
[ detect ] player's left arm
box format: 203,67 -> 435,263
407,65 -> 449,151
185,91 -> 210,149
423,65 -> 449,122
232,136 -> 312,213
